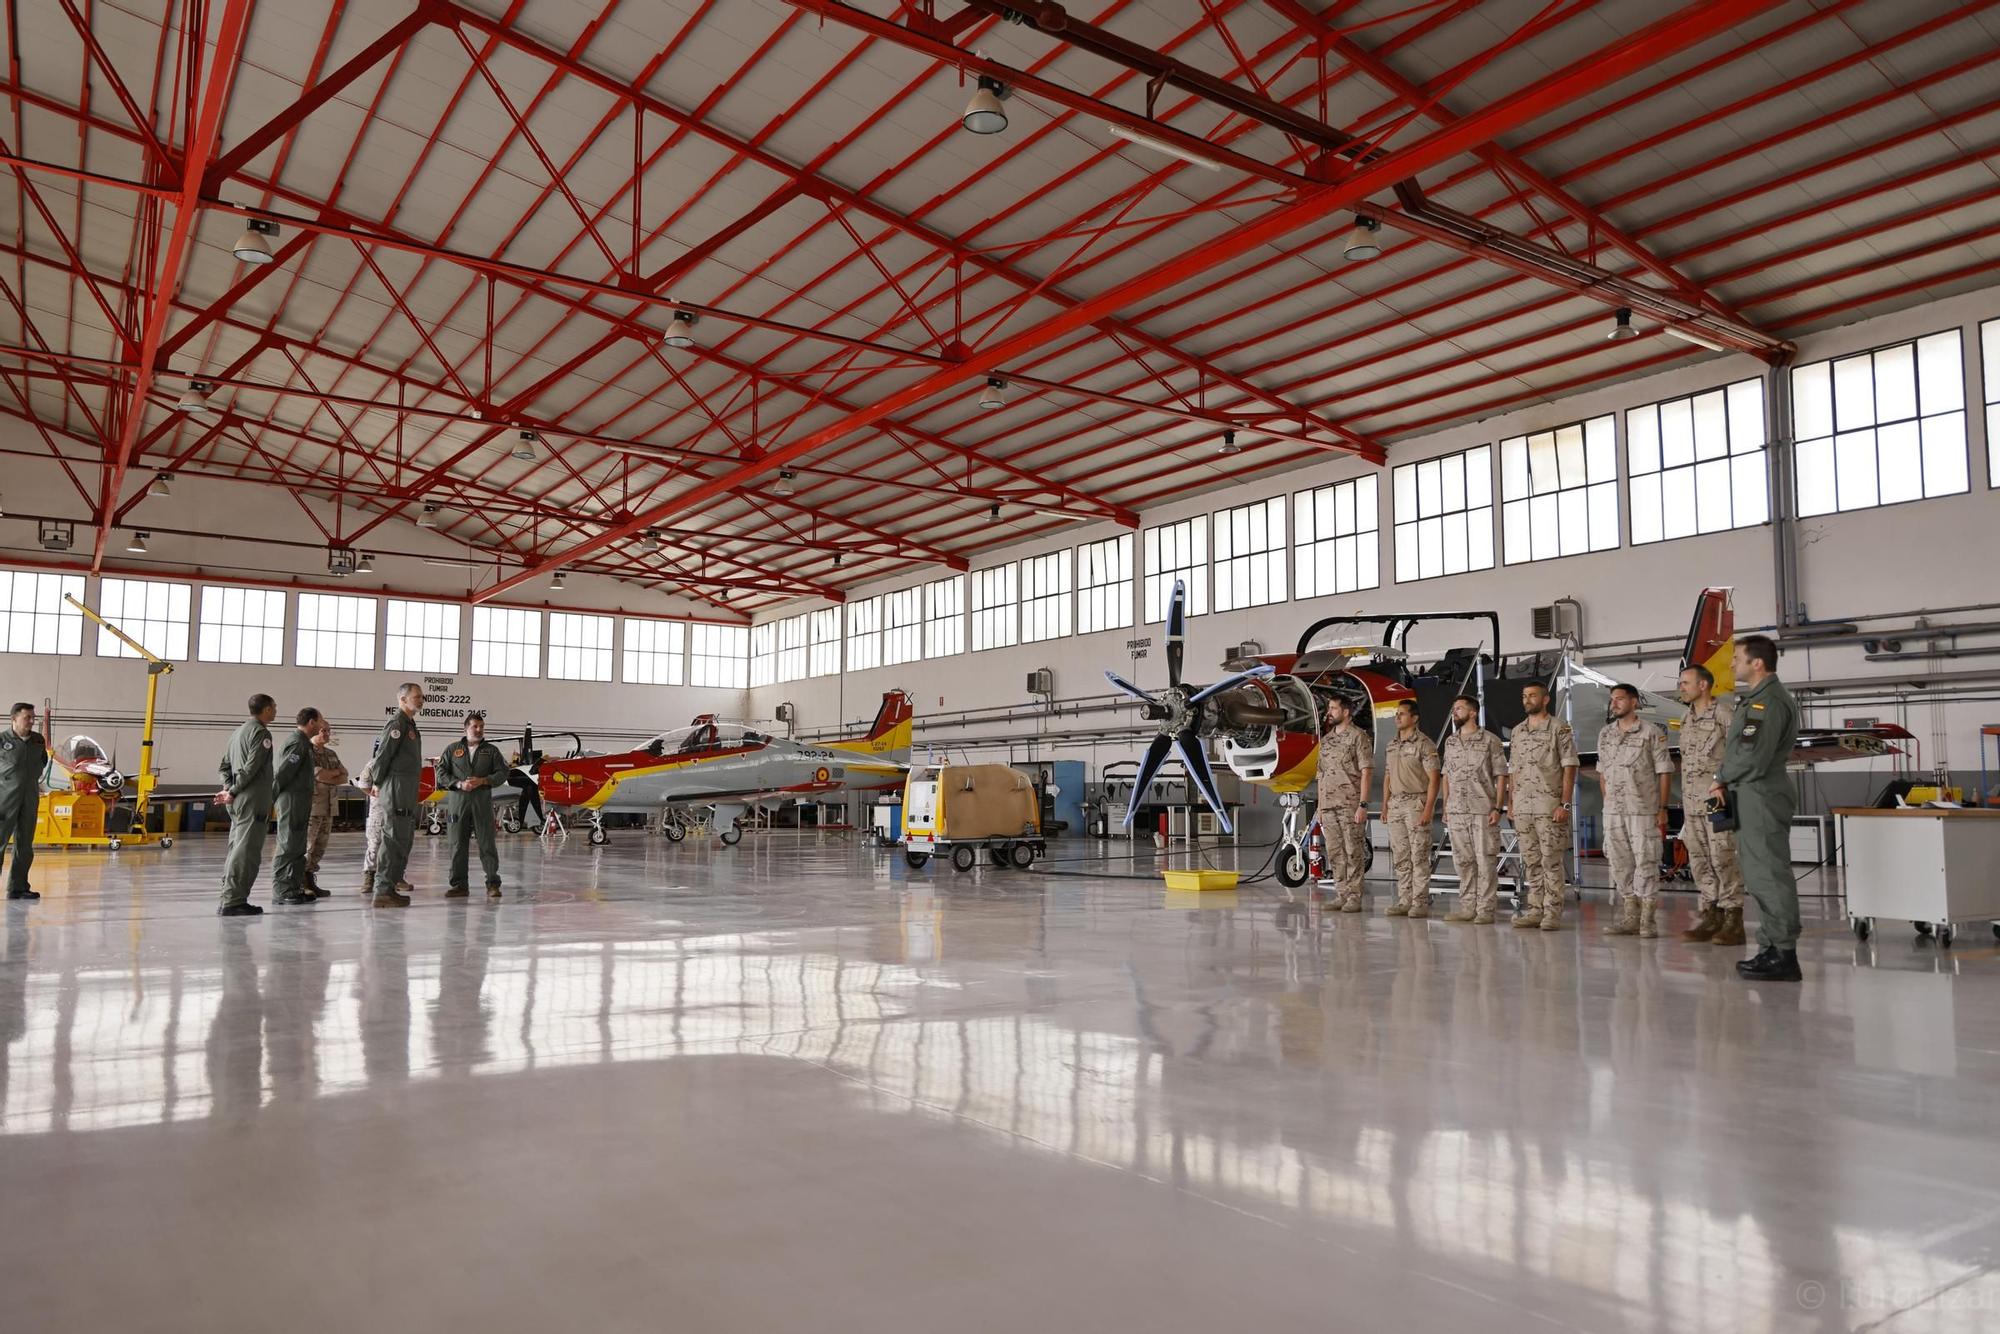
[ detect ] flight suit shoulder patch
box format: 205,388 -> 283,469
261,737 -> 272,748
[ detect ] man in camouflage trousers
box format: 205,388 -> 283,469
1597,683 -> 1676,939
304,718 -> 346,895
1440,694 -> 1507,925
1381,699 -> 1439,919
1315,695 -> 1374,913
356,746 -> 409,900
1507,683 -> 1577,932
1676,665 -> 1746,946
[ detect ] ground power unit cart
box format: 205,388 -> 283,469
901,763 -> 1045,872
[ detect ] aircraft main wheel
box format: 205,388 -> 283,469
720,826 -> 743,847
160,837 -> 173,849
1275,844 -> 1309,889
663,824 -> 685,843
107,837 -> 122,851
988,845 -> 1010,867
587,826 -> 608,846
499,812 -> 521,834
951,845 -> 977,873
1009,841 -> 1035,869
904,850 -> 930,869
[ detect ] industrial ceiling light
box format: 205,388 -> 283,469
327,547 -> 357,578
775,469 -> 798,496
663,309 -> 699,348
416,502 -> 440,528
1663,323 -> 1728,353
989,502 -> 1001,522
550,569 -> 567,591
639,529 -> 662,553
1106,122 -> 1223,171
153,471 -> 174,498
1607,307 -> 1638,342
231,217 -> 280,264
126,531 -> 149,554
512,429 -> 540,461
833,552 -> 843,568
979,377 -> 1006,410
1217,429 -> 1240,455
1342,215 -> 1382,262
176,381 -> 219,419
357,553 -> 375,574
962,75 -> 1008,135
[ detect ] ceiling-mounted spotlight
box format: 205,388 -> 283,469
639,529 -> 662,553
989,502 -> 1001,523
1217,429 -> 1240,455
127,531 -> 149,554
512,429 -> 540,461
1607,307 -> 1638,342
176,381 -> 219,419
833,552 -> 843,568
663,309 -> 699,348
327,547 -> 357,578
357,552 -> 375,574
232,217 -> 280,265
153,471 -> 174,498
416,502 -> 440,528
775,469 -> 797,496
1342,215 -> 1382,262
963,75 -> 1008,135
550,569 -> 567,591
979,377 -> 1006,410
38,520 -> 74,551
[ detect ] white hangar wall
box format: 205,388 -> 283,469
752,286 -> 2000,798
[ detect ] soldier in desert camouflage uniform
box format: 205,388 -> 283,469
1507,683 -> 1577,932
1597,683 -> 1676,939
1676,666 -> 1746,946
1315,695 -> 1374,913
1381,700 -> 1440,919
1439,694 -> 1507,925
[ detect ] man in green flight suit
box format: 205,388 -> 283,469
270,707 -> 325,907
216,693 -> 279,917
1708,634 -> 1804,982
1,702 -> 50,902
437,712 -> 507,900
370,682 -> 427,908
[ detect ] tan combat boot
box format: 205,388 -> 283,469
1603,896 -> 1640,936
360,869 -> 374,897
1385,901 -> 1410,918
1539,903 -> 1565,931
1683,905 -> 1722,941
372,889 -> 411,908
1712,906 -> 1745,946
1407,897 -> 1431,919
1444,902 -> 1476,923
1341,895 -> 1364,914
1513,906 -> 1544,929
1472,909 -> 1496,925
1638,897 -> 1659,938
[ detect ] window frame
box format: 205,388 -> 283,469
1625,377 -> 1770,547
1981,317 -> 1999,489
882,587 -> 924,665
469,605 -> 542,679
808,607 -> 842,678
924,575 -> 965,658
1074,535 -> 1133,636
775,612 -> 809,683
1392,445 -> 1495,584
1019,550 -> 1073,644
749,621 -> 778,688
970,564 -> 1018,651
1211,496 -> 1287,612
1790,327 -> 1969,518
547,611 -> 614,683
690,622 -> 748,689
294,591 -> 377,670
1498,413 -> 1622,565
1292,475 -> 1380,599
0,570 -> 86,656
1142,518 -> 1207,623
846,596 -> 882,672
96,576 -> 193,661
622,616 -> 686,686
383,597 -> 462,674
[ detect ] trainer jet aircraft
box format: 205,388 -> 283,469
533,690 -> 914,844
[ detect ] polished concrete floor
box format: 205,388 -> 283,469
1,831 -> 1996,1332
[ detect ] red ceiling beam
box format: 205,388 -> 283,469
476,0 -> 1789,602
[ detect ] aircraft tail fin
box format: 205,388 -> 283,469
1683,587 -> 1736,693
827,690 -> 913,761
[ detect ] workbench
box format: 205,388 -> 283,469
1835,807 -> 2000,947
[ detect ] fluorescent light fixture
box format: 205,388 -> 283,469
979,377 -> 1006,410
1607,307 -> 1638,342
1106,122 -> 1222,171
176,382 -> 219,418
663,310 -> 698,348
963,76 -> 1008,135
127,531 -> 149,554
1663,323 -> 1728,353
232,217 -> 279,264
1342,216 -> 1382,262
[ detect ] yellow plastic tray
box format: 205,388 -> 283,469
1161,869 -> 1241,892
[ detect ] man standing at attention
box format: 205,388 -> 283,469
1507,683 -> 1578,931
216,694 -> 278,918
270,708 -> 323,907
1315,696 -> 1373,913
1381,699 -> 1439,919
0,703 -> 49,902
368,682 -> 427,908
437,712 -> 508,900
1677,665 -> 1746,946
1711,635 -> 1804,982
305,718 -> 347,895
1598,684 -> 1675,939
1439,694 -> 1507,925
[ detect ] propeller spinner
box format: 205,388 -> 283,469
1103,578 -> 1270,834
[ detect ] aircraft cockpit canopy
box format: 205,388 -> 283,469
58,735 -> 110,769
641,722 -> 771,758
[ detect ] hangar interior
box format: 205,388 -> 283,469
3,1 -> 2000,1329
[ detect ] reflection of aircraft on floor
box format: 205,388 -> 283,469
1108,583 -> 1909,886
532,690 -> 914,845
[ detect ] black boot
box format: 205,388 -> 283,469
217,902 -> 264,918
7,887 -> 39,901
1735,945 -> 1802,981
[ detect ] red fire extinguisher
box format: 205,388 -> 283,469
1306,817 -> 1326,881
